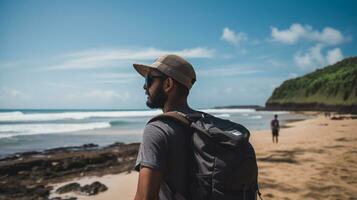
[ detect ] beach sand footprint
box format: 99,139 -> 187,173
257,149 -> 305,164
335,137 -> 356,142
324,144 -> 346,149
304,183 -> 349,199
258,148 -> 327,164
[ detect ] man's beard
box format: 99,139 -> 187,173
146,86 -> 167,109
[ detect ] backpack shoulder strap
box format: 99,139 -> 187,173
147,111 -> 191,126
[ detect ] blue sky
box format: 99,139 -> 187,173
1,0 -> 356,109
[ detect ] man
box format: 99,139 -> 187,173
132,54 -> 196,200
271,114 -> 280,143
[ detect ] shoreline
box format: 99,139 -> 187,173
0,111 -> 312,159
1,113 -> 356,199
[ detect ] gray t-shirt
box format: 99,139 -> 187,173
135,117 -> 192,199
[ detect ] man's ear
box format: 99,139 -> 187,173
163,77 -> 174,93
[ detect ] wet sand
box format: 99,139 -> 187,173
50,114 -> 357,200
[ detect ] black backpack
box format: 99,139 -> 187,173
149,111 -> 261,200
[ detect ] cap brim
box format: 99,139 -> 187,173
133,64 -> 155,77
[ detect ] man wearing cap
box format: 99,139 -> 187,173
133,55 -> 196,200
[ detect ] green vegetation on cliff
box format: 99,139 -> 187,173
266,57 -> 357,106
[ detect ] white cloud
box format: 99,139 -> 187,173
90,73 -> 138,84
312,27 -> 345,45
44,82 -> 85,90
65,90 -> 130,102
294,44 -> 344,69
271,24 -> 306,44
238,48 -> 248,55
0,86 -> 27,98
221,27 -> 248,45
254,54 -> 274,60
267,59 -> 285,67
223,87 -> 233,94
270,84 -> 280,89
326,48 -> 343,65
44,47 -> 215,70
294,45 -> 325,69
91,73 -> 137,79
87,90 -> 127,99
0,87 -> 30,108
9,90 -> 23,97
178,47 -> 215,58
197,67 -> 262,77
271,23 -> 346,45
221,54 -> 235,59
288,73 -> 298,79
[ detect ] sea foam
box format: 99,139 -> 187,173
0,110 -> 162,122
0,122 -> 111,138
201,108 -> 255,113
0,109 -> 256,122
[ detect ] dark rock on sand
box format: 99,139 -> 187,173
0,142 -> 140,200
80,181 -> 108,195
56,182 -> 81,194
55,181 -> 107,196
50,197 -> 78,200
0,183 -> 52,200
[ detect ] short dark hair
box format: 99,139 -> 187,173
174,80 -> 189,98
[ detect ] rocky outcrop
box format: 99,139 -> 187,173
0,142 -> 139,200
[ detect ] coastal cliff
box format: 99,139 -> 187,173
266,57 -> 357,113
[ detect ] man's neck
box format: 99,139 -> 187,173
162,101 -> 191,113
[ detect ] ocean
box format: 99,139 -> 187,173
0,109 -> 311,157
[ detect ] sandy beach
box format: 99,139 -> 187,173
48,114 -> 357,200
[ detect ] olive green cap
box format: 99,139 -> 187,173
133,54 -> 196,89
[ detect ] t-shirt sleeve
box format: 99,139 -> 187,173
135,122 -> 168,172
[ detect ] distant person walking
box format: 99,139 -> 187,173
271,114 -> 280,143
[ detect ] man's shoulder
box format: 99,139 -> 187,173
145,116 -> 187,135
147,117 -> 183,128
